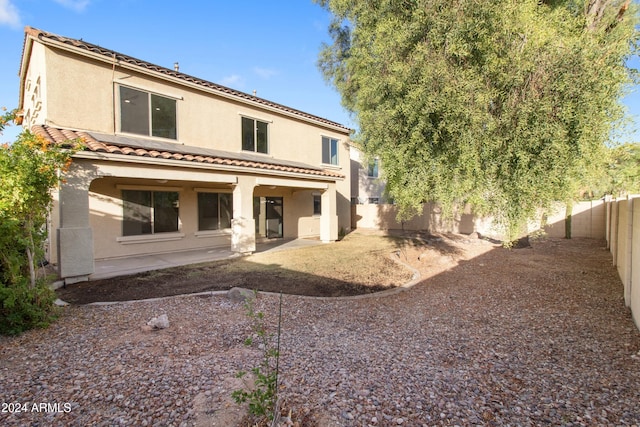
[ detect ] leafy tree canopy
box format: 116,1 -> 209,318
317,0 -> 639,240
603,142 -> 640,196
0,108 -> 79,334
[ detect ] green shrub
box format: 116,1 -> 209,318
0,279 -> 58,335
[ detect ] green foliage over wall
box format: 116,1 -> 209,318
317,0 -> 639,241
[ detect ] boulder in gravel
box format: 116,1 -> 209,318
227,287 -> 256,303
147,314 -> 169,329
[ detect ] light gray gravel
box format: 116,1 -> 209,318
1,237 -> 639,426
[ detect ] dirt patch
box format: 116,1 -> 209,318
55,231 -> 480,305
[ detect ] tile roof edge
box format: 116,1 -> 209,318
32,125 -> 345,180
25,26 -> 352,134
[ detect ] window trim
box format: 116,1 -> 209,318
117,232 -> 185,244
117,84 -> 179,140
321,135 -> 340,166
120,189 -> 181,237
312,193 -> 322,216
197,191 -> 233,232
367,158 -> 380,178
241,115 -> 270,154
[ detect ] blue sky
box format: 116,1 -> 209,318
0,0 -> 638,145
0,0 -> 353,144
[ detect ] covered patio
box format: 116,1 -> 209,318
84,238 -> 324,281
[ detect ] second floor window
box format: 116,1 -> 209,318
367,159 -> 379,178
242,117 -> 268,154
322,136 -> 339,165
120,86 -> 177,139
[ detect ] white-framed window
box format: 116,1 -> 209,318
198,192 -> 233,231
367,159 -> 379,178
119,86 -> 177,139
322,136 -> 339,165
242,116 -> 269,154
122,190 -> 179,236
313,194 -> 322,216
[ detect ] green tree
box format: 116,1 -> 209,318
605,142 -> 640,196
317,0 -> 638,241
0,109 -> 78,335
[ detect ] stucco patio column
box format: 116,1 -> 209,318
57,162 -> 95,283
320,182 -> 339,242
231,176 -> 256,254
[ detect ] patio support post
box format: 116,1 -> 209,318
320,182 -> 338,242
57,162 -> 95,284
231,176 -> 256,254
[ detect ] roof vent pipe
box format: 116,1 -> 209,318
174,62 -> 179,71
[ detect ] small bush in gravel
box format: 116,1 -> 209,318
232,291 -> 282,423
0,279 -> 58,335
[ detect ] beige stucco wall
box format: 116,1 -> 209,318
49,157 -> 344,263
349,146 -> 387,203
353,200 -> 607,241
617,199 -> 632,305
21,42 -> 47,127
353,203 -> 493,236
88,177 -> 233,260
605,196 -> 639,331
631,198 -> 640,328
543,200 -> 606,239
33,44 -> 350,174
27,38 -> 352,268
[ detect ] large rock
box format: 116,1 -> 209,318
227,287 -> 256,303
147,314 -> 169,329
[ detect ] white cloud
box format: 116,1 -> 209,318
0,0 -> 21,29
220,74 -> 244,88
53,0 -> 90,12
253,67 -> 278,79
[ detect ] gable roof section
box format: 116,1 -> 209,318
21,26 -> 351,134
32,125 -> 344,180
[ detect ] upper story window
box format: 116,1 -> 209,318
367,159 -> 379,178
242,117 -> 268,154
119,86 -> 177,139
322,136 -> 339,166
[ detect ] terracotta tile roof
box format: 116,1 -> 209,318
23,26 -> 351,133
32,125 -> 345,179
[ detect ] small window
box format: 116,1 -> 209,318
242,117 -> 269,154
313,195 -> 322,216
122,190 -> 179,236
322,136 -> 339,165
368,198 -> 380,204
198,193 -> 233,231
367,159 -> 379,178
120,86 -> 177,139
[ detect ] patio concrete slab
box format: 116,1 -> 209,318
89,238 -> 324,281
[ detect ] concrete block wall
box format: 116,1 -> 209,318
353,200 -> 606,240
632,198 -> 640,328
605,195 -> 639,330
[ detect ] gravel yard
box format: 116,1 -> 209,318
1,235 -> 639,426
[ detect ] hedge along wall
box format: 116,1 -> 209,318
606,195 -> 640,330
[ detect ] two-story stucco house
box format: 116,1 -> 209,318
17,27 -> 351,284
